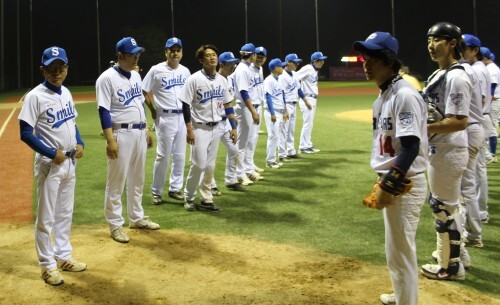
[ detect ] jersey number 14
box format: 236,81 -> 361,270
379,135 -> 396,157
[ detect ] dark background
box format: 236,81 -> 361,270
1,0 -> 499,90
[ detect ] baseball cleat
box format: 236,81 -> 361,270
462,237 -> 484,248
254,165 -> 265,173
41,268 -> 64,286
184,200 -> 197,211
287,154 -> 303,159
238,176 -> 253,186
481,215 -> 489,224
299,148 -> 313,154
168,191 -> 184,201
226,183 -> 245,192
211,187 -> 222,196
310,146 -> 320,153
110,227 -> 130,243
57,258 -> 87,272
130,216 -> 160,230
199,200 -> 222,213
266,162 -> 281,169
379,293 -> 395,304
420,263 -> 465,281
247,172 -> 264,181
151,193 -> 163,205
279,157 -> 292,162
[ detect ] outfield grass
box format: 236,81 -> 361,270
61,83 -> 500,299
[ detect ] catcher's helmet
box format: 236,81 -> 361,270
427,22 -> 461,40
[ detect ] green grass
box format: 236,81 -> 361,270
26,82 -> 500,298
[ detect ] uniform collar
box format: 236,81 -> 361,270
42,80 -> 62,95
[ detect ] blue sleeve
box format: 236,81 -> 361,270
492,83 -> 497,96
265,93 -> 275,116
182,102 -> 191,124
75,126 -> 84,148
298,88 -> 305,99
394,136 -> 420,173
282,91 -> 287,105
240,90 -> 250,100
98,106 -> 112,129
19,120 -> 57,159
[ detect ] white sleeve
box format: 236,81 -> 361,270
142,66 -> 155,93
222,78 -> 232,105
295,65 -> 310,81
179,75 -> 195,106
394,88 -> 425,139
96,75 -> 113,110
18,92 -> 39,127
235,69 -> 250,93
445,71 -> 471,116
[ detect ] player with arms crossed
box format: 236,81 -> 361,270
142,37 -> 191,205
355,33 -> 428,305
180,45 -> 236,212
19,47 -> 87,285
420,22 -> 472,281
96,37 -> 159,243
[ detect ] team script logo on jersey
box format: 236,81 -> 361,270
117,83 -> 142,106
47,101 -> 75,129
398,112 -> 415,127
196,85 -> 225,104
161,75 -> 186,90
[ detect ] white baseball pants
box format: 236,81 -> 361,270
490,98 -> 500,137
264,109 -> 285,163
210,119 -> 239,188
245,104 -> 262,172
299,97 -> 317,150
283,102 -> 297,156
235,103 -> 257,178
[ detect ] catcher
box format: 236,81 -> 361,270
354,32 -> 428,305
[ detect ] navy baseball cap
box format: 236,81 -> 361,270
116,37 -> 145,54
41,46 -> 68,66
285,53 -> 302,63
256,46 -> 267,56
481,47 -> 492,59
311,51 -> 327,61
166,37 -> 182,48
353,32 -> 399,54
268,58 -> 286,71
219,52 -> 240,64
462,34 -> 481,48
240,43 -> 256,55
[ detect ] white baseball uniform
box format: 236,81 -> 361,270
245,63 -> 265,172
264,74 -> 286,164
233,61 -> 260,178
371,77 -> 428,305
295,63 -> 319,150
96,67 -> 148,232
19,83 -> 80,270
486,61 -> 500,138
180,70 -> 232,203
279,70 -> 301,156
142,62 -> 191,196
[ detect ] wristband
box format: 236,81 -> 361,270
229,117 -> 237,129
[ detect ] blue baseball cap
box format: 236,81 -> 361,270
311,51 -> 327,61
285,53 -> 302,63
462,34 -> 481,48
166,37 -> 182,49
353,32 -> 399,54
240,43 -> 256,55
268,58 -> 286,71
491,53 -> 496,61
481,47 -> 492,59
256,46 -> 267,56
41,46 -> 68,66
116,37 -> 145,54
219,52 -> 240,64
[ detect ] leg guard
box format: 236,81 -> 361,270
430,197 -> 461,275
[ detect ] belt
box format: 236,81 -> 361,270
163,109 -> 183,114
274,109 -> 286,114
253,104 -> 260,109
378,171 -> 424,178
63,148 -> 77,158
305,94 -> 318,98
483,113 -> 490,115
286,101 -> 298,105
468,122 -> 479,126
221,117 -> 227,121
196,121 -> 219,127
112,122 -> 147,130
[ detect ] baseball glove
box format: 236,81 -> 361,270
363,178 -> 414,210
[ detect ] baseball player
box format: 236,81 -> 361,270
180,44 -> 236,212
295,51 -> 327,154
264,58 -> 288,168
19,46 -> 87,286
142,37 -> 191,205
420,22 -> 471,281
279,54 -> 312,161
96,37 -> 159,243
353,32 -> 428,305
483,46 -> 500,164
233,43 -> 262,185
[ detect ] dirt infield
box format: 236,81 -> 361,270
1,224 -> 499,305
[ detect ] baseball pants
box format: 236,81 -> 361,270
383,173 -> 426,305
299,97 -> 317,150
184,124 -> 221,203
245,104 -> 262,172
210,119 -> 239,188
491,98 -> 500,137
151,112 -> 187,196
283,102 -> 297,156
264,109 -> 286,163
461,124 -> 483,242
105,129 -> 147,232
235,103 -> 257,178
476,145 -> 489,221
35,156 -> 76,271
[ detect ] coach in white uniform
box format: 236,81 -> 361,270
142,37 -> 191,204
19,47 -> 87,285
180,44 -> 236,212
483,46 -> 499,164
295,51 -> 327,154
354,32 -> 428,305
96,37 -> 159,243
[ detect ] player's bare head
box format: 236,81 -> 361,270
353,32 -> 401,73
196,44 -> 219,62
427,22 -> 462,60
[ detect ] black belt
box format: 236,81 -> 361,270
253,104 -> 260,109
305,94 -> 318,98
63,148 -> 77,158
221,117 -> 227,121
483,113 -> 490,115
163,109 -> 183,114
196,122 -> 219,127
378,171 -> 424,177
468,122 -> 479,126
113,122 -> 147,130
286,101 -> 298,105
